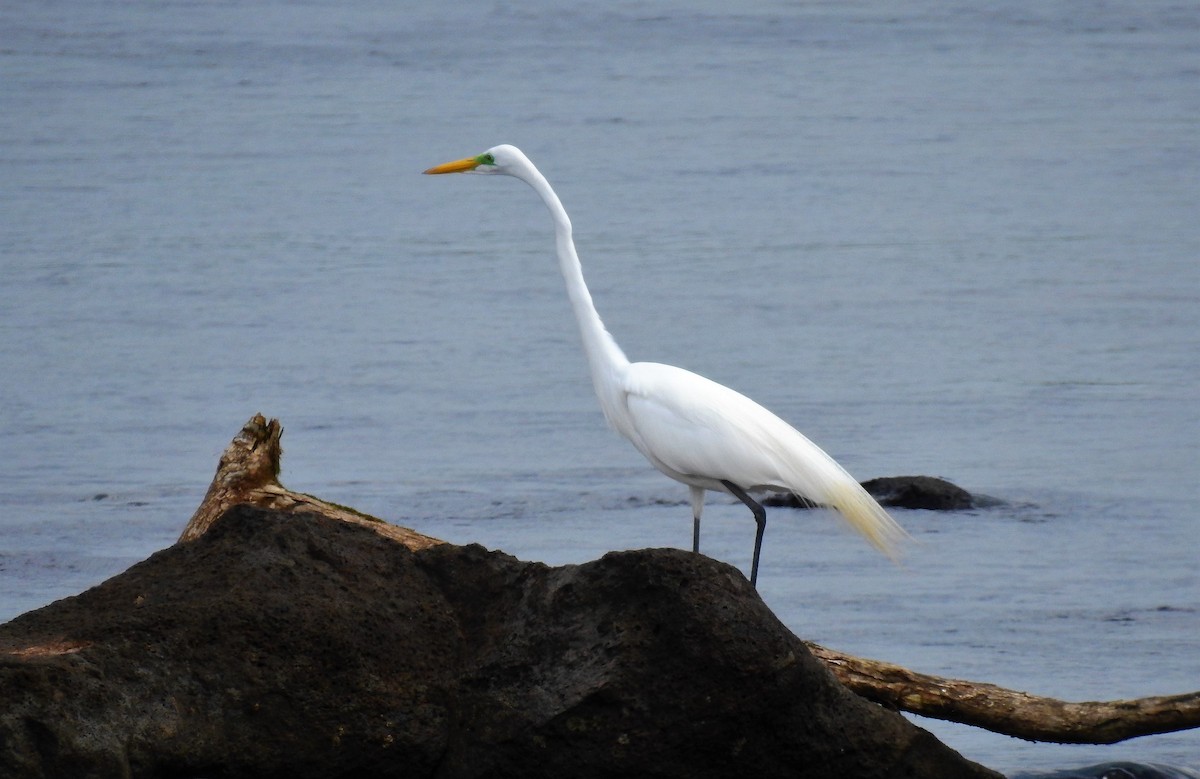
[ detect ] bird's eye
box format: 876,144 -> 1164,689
481,153 -> 496,165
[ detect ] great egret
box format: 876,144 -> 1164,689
425,144 -> 906,586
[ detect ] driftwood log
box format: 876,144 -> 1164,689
804,643 -> 1200,744
179,414 -> 442,551
184,414 -> 1200,746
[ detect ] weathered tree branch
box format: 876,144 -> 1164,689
805,642 -> 1200,744
184,415 -> 1200,746
178,413 -> 443,550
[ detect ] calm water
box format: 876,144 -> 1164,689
2,1 -> 1198,775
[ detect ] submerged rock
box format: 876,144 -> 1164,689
0,505 -> 999,778
765,475 -> 978,511
861,475 -> 977,510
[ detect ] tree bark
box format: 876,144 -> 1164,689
182,415 -> 1200,746
178,413 -> 443,551
805,642 -> 1200,744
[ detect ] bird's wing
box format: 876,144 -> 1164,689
618,362 -> 908,557
618,362 -> 816,493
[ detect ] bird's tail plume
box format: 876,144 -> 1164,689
823,480 -> 908,560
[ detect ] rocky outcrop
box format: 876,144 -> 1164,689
766,474 -> 979,511
0,505 -> 1000,778
860,475 -> 977,510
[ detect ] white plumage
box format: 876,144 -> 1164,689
425,144 -> 906,586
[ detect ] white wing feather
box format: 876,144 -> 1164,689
617,361 -> 906,557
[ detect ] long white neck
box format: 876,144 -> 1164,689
513,160 -> 631,421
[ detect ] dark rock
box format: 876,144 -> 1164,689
861,475 -> 977,510
0,505 -> 1000,778
763,492 -> 824,509
765,475 -> 977,511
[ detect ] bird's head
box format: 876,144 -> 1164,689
423,144 -> 529,177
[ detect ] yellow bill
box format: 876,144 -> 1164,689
423,156 -> 482,175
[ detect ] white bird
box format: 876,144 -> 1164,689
424,144 -> 906,586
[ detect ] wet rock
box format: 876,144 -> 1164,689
0,505 -> 1000,778
765,475 -> 977,511
861,475 -> 977,510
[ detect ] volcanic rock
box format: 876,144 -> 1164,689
765,475 -> 977,511
0,505 -> 999,778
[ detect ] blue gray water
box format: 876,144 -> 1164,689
2,1 -> 1197,775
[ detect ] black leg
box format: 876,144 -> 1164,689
721,480 -> 766,588
689,486 -> 704,555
